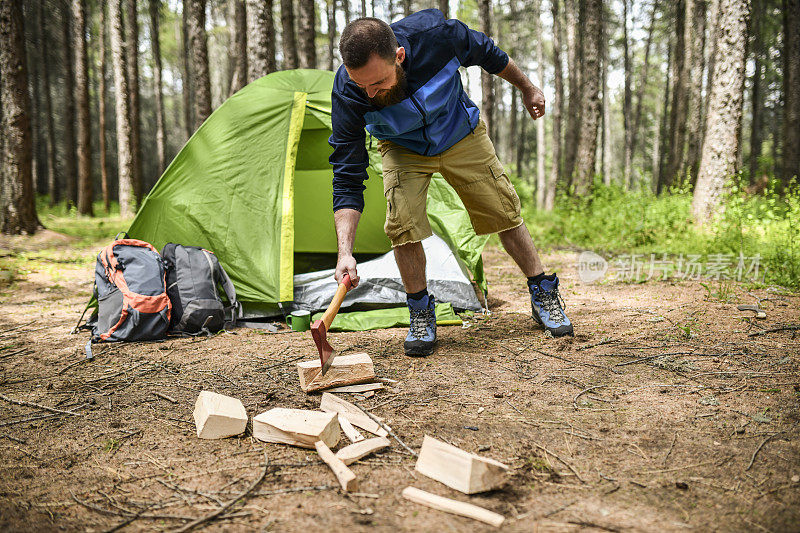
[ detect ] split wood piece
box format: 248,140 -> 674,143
297,352 -> 376,393
415,435 -> 509,494
336,436 -> 391,465
315,440 -> 358,492
338,415 -> 365,443
324,382 -> 384,394
192,391 -> 247,439
252,408 -> 340,449
320,392 -> 389,437
401,486 -> 505,528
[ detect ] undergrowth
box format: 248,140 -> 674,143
510,173 -> 800,290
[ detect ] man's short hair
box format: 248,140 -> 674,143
339,18 -> 398,69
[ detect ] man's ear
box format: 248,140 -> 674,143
396,46 -> 406,64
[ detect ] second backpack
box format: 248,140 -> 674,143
161,243 -> 240,334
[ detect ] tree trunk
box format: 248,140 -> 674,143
126,0 -> 143,203
0,0 -> 39,234
61,0 -> 78,208
572,0 -> 602,195
327,0 -> 336,71
627,0 -> 657,189
562,0 -> 581,188
98,0 -> 110,213
187,0 -> 212,129
109,0 -> 135,217
535,0 -> 546,208
24,1 -> 43,196
298,0 -> 317,68
478,0 -> 494,140
783,0 -> 800,185
281,0 -> 299,69
438,0 -> 449,17
247,0 -> 276,81
403,0 -> 412,17
621,0 -> 632,187
546,0 -> 564,211
343,0 -> 352,24
601,7 -> 610,186
181,3 -> 193,139
149,0 -> 167,174
38,0 -> 59,207
73,0 -> 93,216
230,0 -> 248,92
748,0 -> 762,183
663,0 -> 688,192
692,0 -> 749,224
684,0 -> 707,185
361,0 -> 367,16
657,35 -> 673,188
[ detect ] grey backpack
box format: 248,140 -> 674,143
161,243 -> 240,335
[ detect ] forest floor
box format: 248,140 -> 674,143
1,230 -> 799,532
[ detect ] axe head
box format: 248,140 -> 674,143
310,319 -> 336,375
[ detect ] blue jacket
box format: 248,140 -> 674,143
329,9 -> 509,213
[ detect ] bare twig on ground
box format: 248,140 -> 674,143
152,392 -> 178,404
170,451 -> 270,533
530,348 -> 621,374
748,324 -> 800,337
352,401 -> 418,457
573,385 -> 606,410
663,433 -> 678,467
0,393 -> 84,417
746,432 -> 784,471
533,443 -> 586,483
577,337 -> 620,351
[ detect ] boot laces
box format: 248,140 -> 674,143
537,288 -> 567,323
410,308 -> 434,339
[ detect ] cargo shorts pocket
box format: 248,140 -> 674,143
489,160 -> 522,219
383,170 -> 412,238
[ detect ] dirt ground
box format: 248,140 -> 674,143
1,233 -> 799,532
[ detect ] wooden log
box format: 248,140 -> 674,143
335,436 -> 391,465
401,487 -> 505,528
297,353 -> 375,393
315,440 -> 358,492
320,392 -> 389,437
338,415 -> 365,443
414,435 -> 509,494
192,391 -> 247,439
324,382 -> 384,394
252,408 -> 339,449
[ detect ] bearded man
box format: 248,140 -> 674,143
329,10 -> 573,357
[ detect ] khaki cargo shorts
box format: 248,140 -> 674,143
378,120 -> 523,247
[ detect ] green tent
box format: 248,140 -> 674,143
128,69 -> 488,318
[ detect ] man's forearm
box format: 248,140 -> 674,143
334,208 -> 361,257
497,58 -> 538,93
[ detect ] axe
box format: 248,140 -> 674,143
310,273 -> 353,376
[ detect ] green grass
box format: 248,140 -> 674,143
36,197 -> 132,247
508,173 -> 800,291
0,198 -> 132,291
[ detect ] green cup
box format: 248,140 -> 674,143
286,310 -> 311,332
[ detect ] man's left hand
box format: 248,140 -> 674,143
523,86 -> 546,120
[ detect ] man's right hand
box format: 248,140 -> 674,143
335,254 -> 359,287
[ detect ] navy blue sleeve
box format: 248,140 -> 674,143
445,18 -> 509,74
329,87 -> 369,213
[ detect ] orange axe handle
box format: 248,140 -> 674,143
319,273 -> 353,330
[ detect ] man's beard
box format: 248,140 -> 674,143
369,64 -> 408,107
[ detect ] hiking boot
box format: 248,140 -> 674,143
405,293 -> 437,356
529,273 -> 573,337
